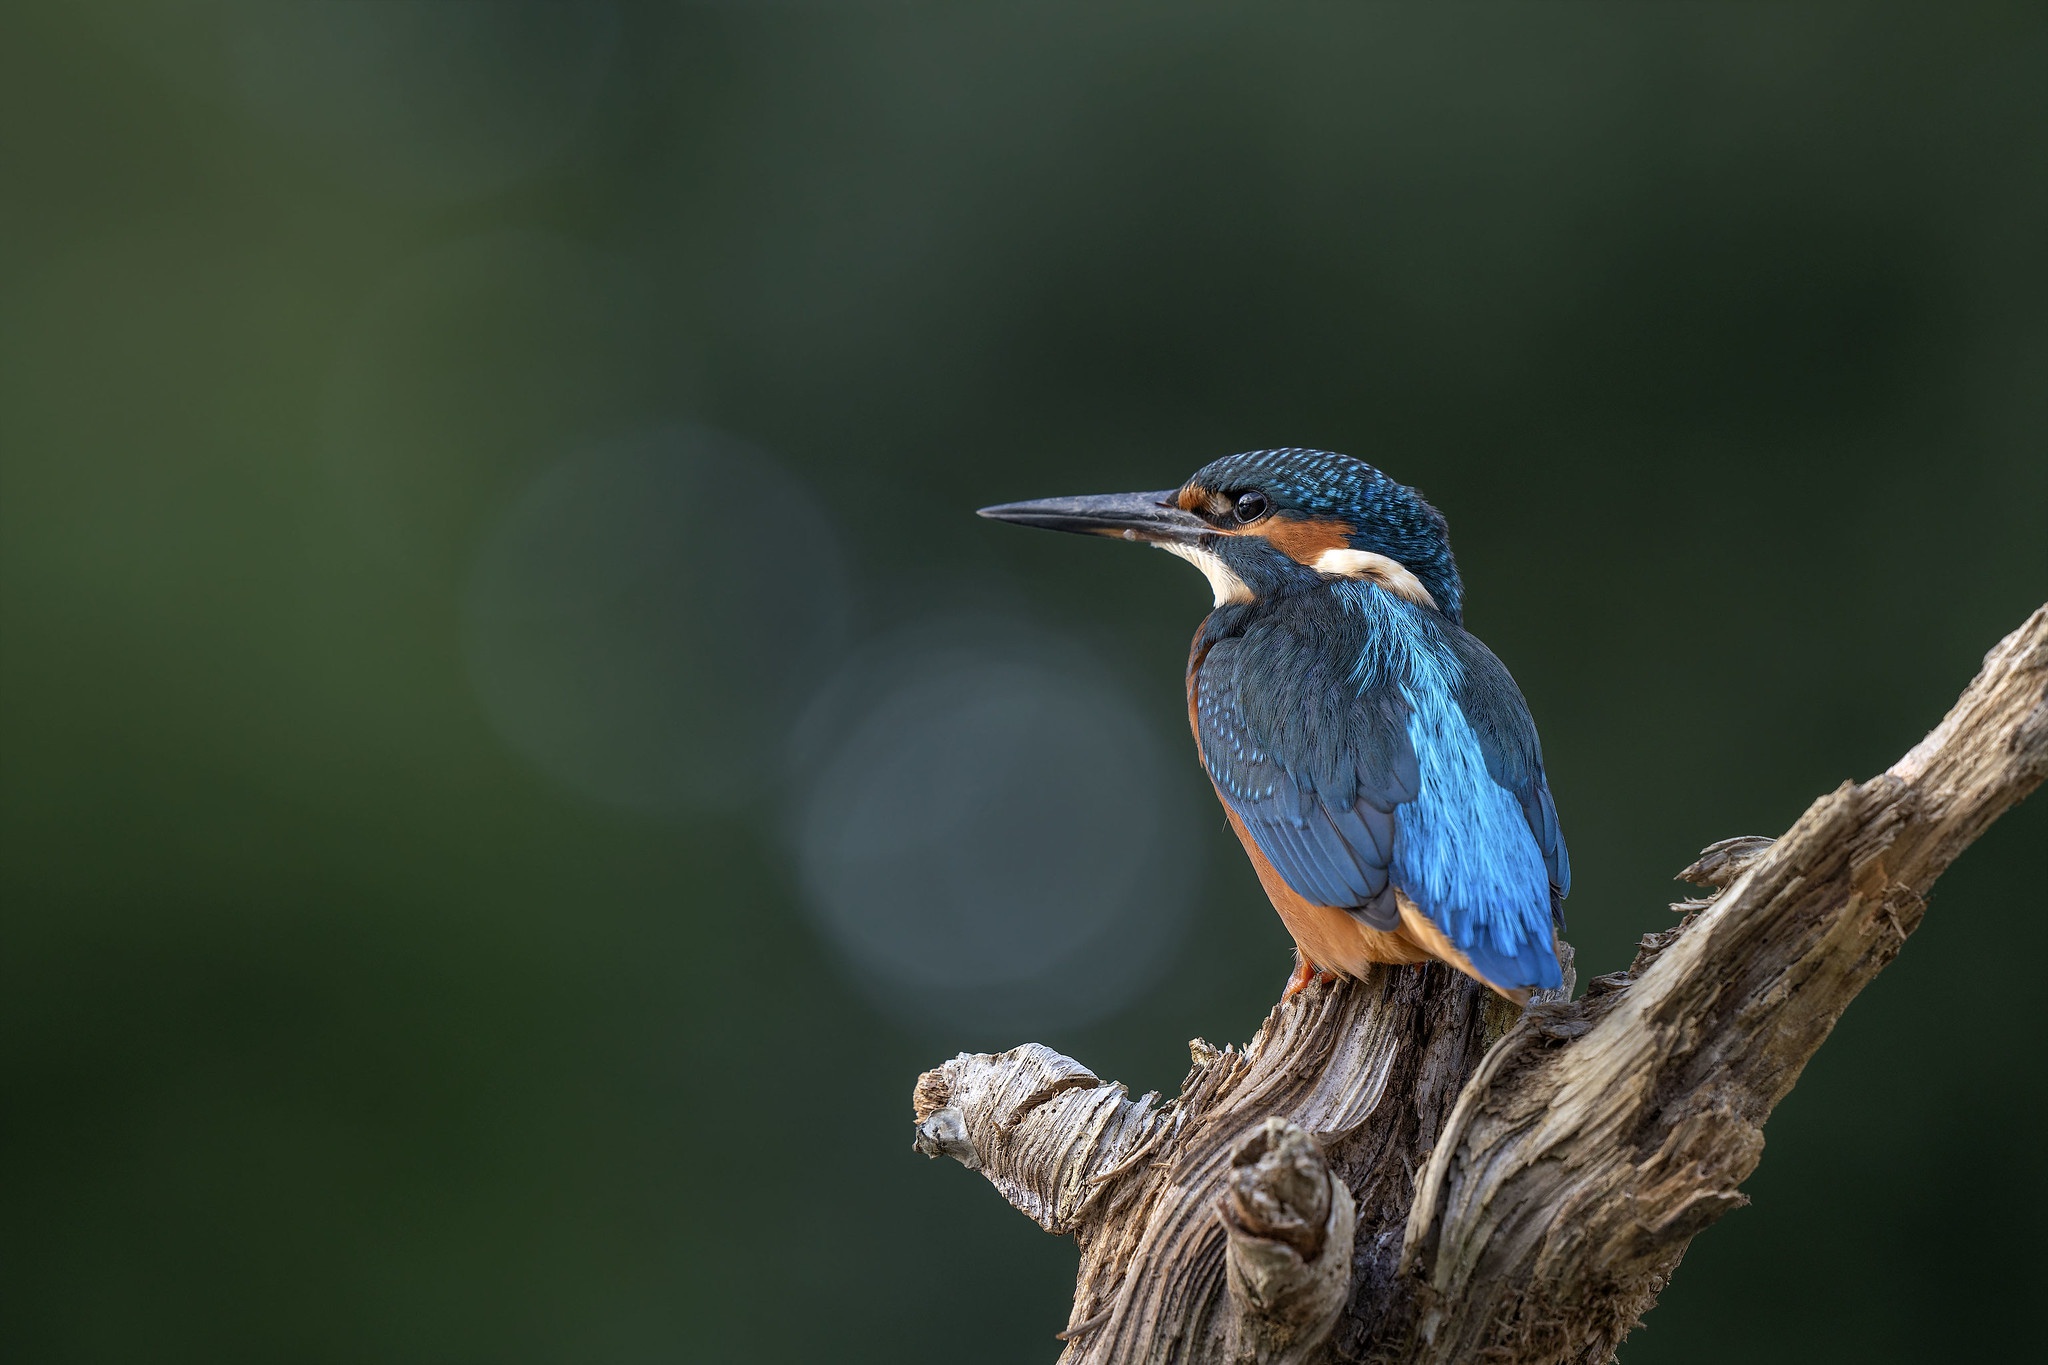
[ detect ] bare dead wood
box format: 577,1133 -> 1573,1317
1219,1118 -> 1356,1365
913,605 -> 2048,1365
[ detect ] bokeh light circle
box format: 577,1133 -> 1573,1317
464,425 -> 850,816
794,618 -> 1195,1034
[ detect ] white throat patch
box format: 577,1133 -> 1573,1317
1311,548 -> 1438,610
1157,541 -> 1253,607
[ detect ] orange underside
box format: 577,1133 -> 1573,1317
1220,803 -> 1531,1006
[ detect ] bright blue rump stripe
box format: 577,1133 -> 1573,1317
1339,585 -> 1560,992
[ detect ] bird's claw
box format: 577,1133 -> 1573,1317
1282,956 -> 1340,1002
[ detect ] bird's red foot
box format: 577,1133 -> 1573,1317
1282,956 -> 1340,1002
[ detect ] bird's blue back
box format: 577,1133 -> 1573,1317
1193,576 -> 1568,992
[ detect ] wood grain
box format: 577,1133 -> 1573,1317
914,605 -> 2048,1364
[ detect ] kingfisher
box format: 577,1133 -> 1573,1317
979,448 -> 1568,1004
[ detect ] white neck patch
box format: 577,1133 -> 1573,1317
1311,548 -> 1438,610
1157,541 -> 1253,607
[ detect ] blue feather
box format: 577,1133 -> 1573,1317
1335,582 -> 1559,990
1194,575 -> 1566,993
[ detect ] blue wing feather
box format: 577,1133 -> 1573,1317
1194,585 -> 1568,992
1443,628 -> 1571,904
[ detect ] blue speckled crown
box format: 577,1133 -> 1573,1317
1186,448 -> 1465,623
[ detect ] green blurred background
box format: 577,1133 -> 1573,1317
4,5 -> 2045,1362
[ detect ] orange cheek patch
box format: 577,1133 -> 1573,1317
1258,516 -> 1356,565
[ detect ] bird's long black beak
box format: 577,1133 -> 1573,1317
976,489 -> 1207,545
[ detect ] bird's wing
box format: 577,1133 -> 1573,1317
1388,625 -> 1567,992
1193,628 -> 1417,928
1194,610 -> 1567,991
1441,629 -> 1571,904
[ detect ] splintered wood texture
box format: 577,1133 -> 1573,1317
917,965 -> 1519,1364
913,606 -> 2048,1365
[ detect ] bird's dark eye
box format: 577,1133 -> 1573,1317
1233,491 -> 1270,524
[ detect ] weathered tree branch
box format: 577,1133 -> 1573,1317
913,606 -> 2048,1364
1218,1118 -> 1356,1365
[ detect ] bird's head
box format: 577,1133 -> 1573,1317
979,448 -> 1463,622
